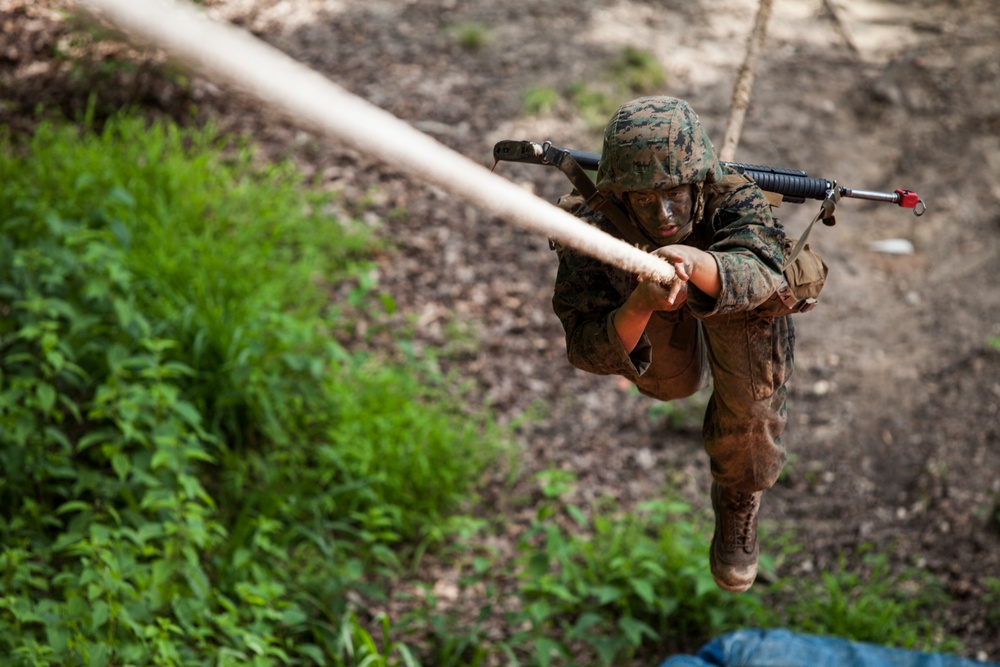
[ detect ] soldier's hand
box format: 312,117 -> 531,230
664,278 -> 688,308
650,244 -> 722,301
633,276 -> 687,311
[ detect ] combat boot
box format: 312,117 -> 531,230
709,481 -> 761,593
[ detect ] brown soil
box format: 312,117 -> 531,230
4,0 -> 1000,660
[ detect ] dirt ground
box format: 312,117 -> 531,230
4,0 -> 1000,660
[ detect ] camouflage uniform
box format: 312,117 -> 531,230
552,97 -> 794,494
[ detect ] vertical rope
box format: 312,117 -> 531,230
719,0 -> 775,163
822,0 -> 861,57
75,0 -> 677,285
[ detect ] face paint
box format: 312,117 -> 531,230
625,185 -> 694,246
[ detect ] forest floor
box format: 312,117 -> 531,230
4,0 -> 1000,660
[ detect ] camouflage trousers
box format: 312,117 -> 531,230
632,309 -> 794,493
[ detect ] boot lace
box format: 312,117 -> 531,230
724,492 -> 759,552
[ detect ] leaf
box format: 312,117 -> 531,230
36,383 -> 57,412
694,570 -> 718,598
566,504 -> 588,528
51,530 -> 86,552
533,637 -> 566,667
163,360 -> 195,378
45,426 -> 72,449
55,500 -> 91,516
280,606 -> 308,627
547,583 -> 577,603
526,552 -> 550,579
617,616 -> 657,647
111,452 -> 131,480
106,185 -> 136,208
183,446 -> 216,463
109,217 -> 132,248
6,597 -> 41,624
91,600 -> 110,631
45,622 -> 70,654
589,634 -> 626,666
151,449 -> 172,470
153,560 -> 175,592
137,522 -> 166,544
58,393 -> 83,422
567,612 -> 605,641
392,643 -> 420,667
77,430 -> 115,453
631,578 -> 655,605
660,596 -> 679,618
591,585 -> 623,605
178,473 -> 206,501
74,172 -> 96,191
244,634 -> 267,656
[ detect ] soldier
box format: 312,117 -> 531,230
552,96 -> 794,593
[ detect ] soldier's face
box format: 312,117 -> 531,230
624,184 -> 694,246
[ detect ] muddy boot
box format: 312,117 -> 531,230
709,481 -> 761,593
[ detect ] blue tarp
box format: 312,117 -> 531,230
660,629 -> 998,667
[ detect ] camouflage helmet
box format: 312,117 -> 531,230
595,96 -> 723,194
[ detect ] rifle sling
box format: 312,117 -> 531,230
785,196 -> 836,268
544,146 -> 650,249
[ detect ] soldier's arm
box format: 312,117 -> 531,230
687,185 -> 784,317
552,243 -> 651,377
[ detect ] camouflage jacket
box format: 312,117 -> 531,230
551,168 -> 787,379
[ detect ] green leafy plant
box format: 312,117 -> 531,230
523,47 -> 665,131
510,472 -> 762,665
763,546 -> 962,653
523,86 -> 561,115
0,113 -> 511,665
0,195 -> 275,665
609,47 -> 667,95
568,82 -> 617,130
333,612 -> 420,667
646,385 -> 712,431
450,22 -> 492,50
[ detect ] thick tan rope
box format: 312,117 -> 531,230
719,0 -> 774,163
75,0 -> 676,286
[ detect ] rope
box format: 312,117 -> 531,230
75,0 -> 676,286
719,0 -> 774,163
822,0 -> 861,56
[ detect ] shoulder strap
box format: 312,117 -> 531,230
785,194 -> 837,268
542,146 -> 651,249
702,172 -> 753,225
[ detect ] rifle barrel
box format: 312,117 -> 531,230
840,188 -> 902,204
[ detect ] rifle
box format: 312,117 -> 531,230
492,140 -> 927,220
